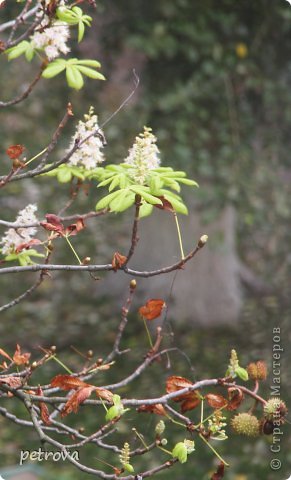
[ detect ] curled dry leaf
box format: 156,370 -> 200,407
15,239 -> 42,254
137,403 -> 167,416
36,386 -> 51,425
205,393 -> 228,409
166,375 -> 201,412
13,344 -> 31,366
180,394 -> 201,413
95,387 -> 114,402
112,252 -> 127,271
50,374 -> 90,390
227,387 -> 244,411
6,144 -> 25,160
40,215 -> 85,238
139,299 -> 166,321
211,462 -> 225,480
166,375 -> 193,401
61,386 -> 95,416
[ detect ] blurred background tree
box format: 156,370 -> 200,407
0,1 -> 290,478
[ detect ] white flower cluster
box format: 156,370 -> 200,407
125,127 -> 160,184
1,204 -> 38,255
30,19 -> 70,60
68,107 -> 105,170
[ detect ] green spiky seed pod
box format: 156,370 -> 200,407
264,398 -> 288,424
231,413 -> 260,437
247,361 -> 267,381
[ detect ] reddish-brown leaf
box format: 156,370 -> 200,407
211,462 -> 225,480
181,394 -> 201,413
50,374 -> 90,391
95,387 -> 114,402
112,252 -> 127,271
40,214 -> 65,236
139,299 -> 165,321
205,393 -> 228,409
61,386 -> 95,416
65,218 -> 85,236
166,375 -> 194,401
15,239 -> 41,254
6,144 -> 25,159
227,387 -> 244,411
154,196 -> 174,212
36,386 -> 51,425
13,344 -> 31,366
0,376 -> 22,388
0,348 -> 12,362
137,403 -> 167,416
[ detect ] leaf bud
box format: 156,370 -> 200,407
130,279 -> 137,289
198,234 -> 208,248
82,256 -> 91,265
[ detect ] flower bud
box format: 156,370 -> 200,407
130,279 -> 137,290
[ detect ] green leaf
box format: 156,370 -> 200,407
149,175 -> 163,194
130,186 -> 163,205
66,65 -> 84,90
108,175 -> 121,192
164,195 -> 188,214
235,366 -> 249,381
78,20 -> 85,42
76,65 -> 105,80
139,203 -> 153,218
6,41 -> 30,60
96,190 -> 122,210
177,178 -> 199,187
172,443 -> 188,464
76,59 -> 101,68
42,60 -> 67,78
109,190 -> 135,212
25,43 -> 35,62
57,168 -> 73,183
105,405 -> 119,421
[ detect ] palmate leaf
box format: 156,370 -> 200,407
56,6 -> 92,42
42,58 -> 105,90
5,40 -> 36,61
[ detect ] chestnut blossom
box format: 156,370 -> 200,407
67,107 -> 105,170
30,20 -> 70,60
124,127 -> 160,184
1,204 -> 38,255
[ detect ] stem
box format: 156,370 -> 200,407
143,318 -> 153,349
64,236 -> 82,265
156,444 -> 172,456
25,147 -> 48,166
48,355 -> 73,374
199,433 -> 229,466
132,428 -> 149,450
174,213 -> 185,260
